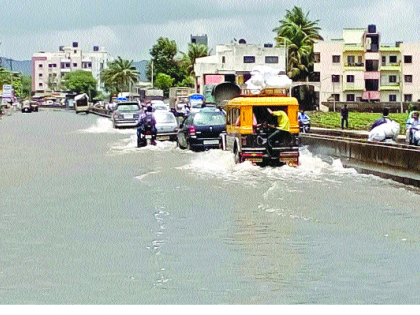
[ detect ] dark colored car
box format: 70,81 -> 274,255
177,108 -> 226,151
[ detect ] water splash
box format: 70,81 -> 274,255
80,117 -> 136,134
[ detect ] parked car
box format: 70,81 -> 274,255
154,111 -> 178,141
111,102 -> 143,128
177,108 -> 226,151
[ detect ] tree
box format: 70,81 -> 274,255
273,6 -> 323,81
176,75 -> 194,88
147,37 -> 185,85
64,70 -> 97,97
21,76 -> 32,98
100,57 -> 139,96
154,73 -> 175,97
181,43 -> 210,76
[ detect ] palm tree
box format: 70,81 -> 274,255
100,57 -> 139,95
181,43 -> 210,76
273,6 -> 323,81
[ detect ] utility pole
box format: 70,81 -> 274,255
151,61 -> 154,88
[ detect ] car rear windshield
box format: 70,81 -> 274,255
155,112 -> 177,124
193,112 -> 226,126
117,104 -> 139,111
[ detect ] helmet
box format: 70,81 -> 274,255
146,105 -> 153,112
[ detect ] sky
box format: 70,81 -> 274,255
0,0 -> 418,61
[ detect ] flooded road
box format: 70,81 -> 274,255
1,109 -> 420,304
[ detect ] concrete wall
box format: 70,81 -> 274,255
301,134 -> 420,186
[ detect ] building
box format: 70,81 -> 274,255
31,42 -> 111,96
314,25 -> 420,111
194,41 -> 287,94
191,34 -> 208,46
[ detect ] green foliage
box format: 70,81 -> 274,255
273,6 -> 322,81
308,111 -> 410,134
154,73 -> 175,97
21,76 -> 32,98
176,76 -> 194,87
64,70 -> 97,97
180,43 -> 209,76
147,37 -> 187,86
100,57 -> 139,96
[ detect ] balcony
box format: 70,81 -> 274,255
380,83 -> 401,91
380,61 -> 401,71
343,84 -> 365,92
343,44 -> 365,52
364,72 -> 380,80
363,91 -> 380,100
343,63 -> 364,71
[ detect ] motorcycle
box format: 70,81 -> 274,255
299,118 -> 311,133
137,130 -> 157,147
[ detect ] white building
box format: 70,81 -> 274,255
31,42 -> 111,95
194,42 -> 287,94
314,25 -> 420,109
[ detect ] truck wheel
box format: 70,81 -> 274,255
234,148 -> 242,164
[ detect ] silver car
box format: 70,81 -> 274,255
111,102 -> 142,128
154,111 -> 178,141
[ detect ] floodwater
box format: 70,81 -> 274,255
1,109 -> 420,304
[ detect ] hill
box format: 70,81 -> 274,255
0,57 -> 31,76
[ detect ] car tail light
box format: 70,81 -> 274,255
188,126 -> 196,135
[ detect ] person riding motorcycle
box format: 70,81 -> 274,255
137,105 -> 157,146
298,110 -> 310,133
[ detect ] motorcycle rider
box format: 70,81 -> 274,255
298,109 -> 310,132
137,105 -> 157,145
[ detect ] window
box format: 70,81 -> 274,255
404,94 -> 413,102
332,75 -> 340,83
347,55 -> 355,66
381,56 -> 386,66
332,55 -> 340,63
39,73 -> 43,77
49,64 -> 53,68
265,56 -> 279,64
366,60 -> 379,71
389,94 -> 397,102
243,56 -> 255,63
347,94 -> 355,102
73,63 -> 77,67
39,83 -> 43,87
38,64 -> 43,68
222,56 -> 225,64
332,94 -> 340,101
389,75 -> 397,83
74,50 -> 77,54
404,55 -> 412,63
357,56 -> 363,64
314,53 -> 320,63
347,75 -> 354,83
389,55 -> 397,63
405,75 -> 413,82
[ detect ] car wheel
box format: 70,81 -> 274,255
187,140 -> 193,151
177,135 -> 185,149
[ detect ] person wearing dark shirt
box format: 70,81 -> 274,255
341,104 -> 349,129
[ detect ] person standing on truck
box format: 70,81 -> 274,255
266,108 -> 290,155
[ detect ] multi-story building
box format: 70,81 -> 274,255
31,42 -> 111,95
314,25 -> 420,110
194,41 -> 286,94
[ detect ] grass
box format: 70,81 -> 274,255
307,111 -> 410,134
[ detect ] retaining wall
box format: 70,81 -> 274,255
301,133 -> 420,187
